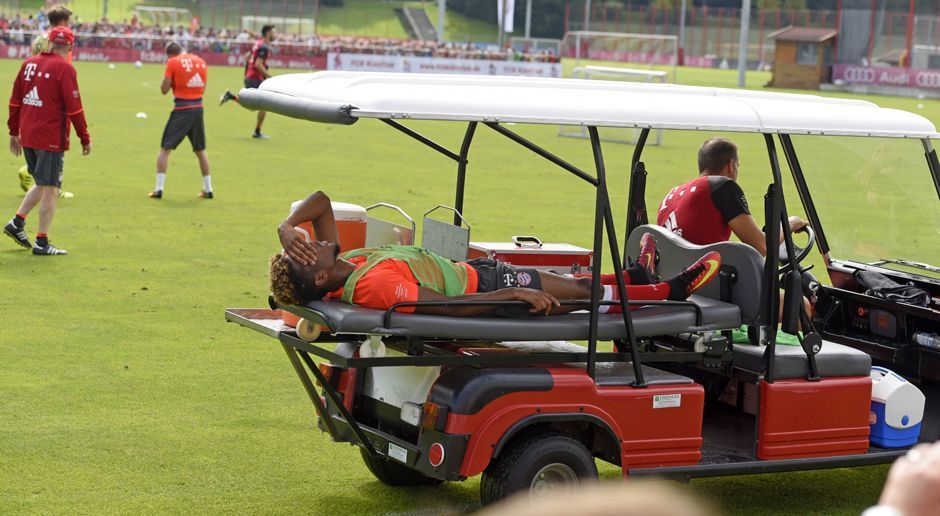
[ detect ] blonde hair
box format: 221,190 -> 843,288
269,253 -> 301,306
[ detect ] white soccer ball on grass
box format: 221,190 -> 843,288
134,61 -> 143,68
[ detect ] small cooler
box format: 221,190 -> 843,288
869,367 -> 925,448
468,236 -> 593,275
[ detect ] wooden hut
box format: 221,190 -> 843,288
767,26 -> 838,90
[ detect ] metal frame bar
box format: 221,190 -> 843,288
778,135 -> 831,256
761,134 -> 784,383
381,119 -> 462,162
484,122 -> 599,186
624,128 -> 651,261
628,450 -> 905,480
921,138 -> 940,201
453,122 -> 478,225
589,127 -> 644,384
279,342 -> 377,456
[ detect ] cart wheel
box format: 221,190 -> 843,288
296,318 -> 321,342
359,448 -> 444,487
480,433 -> 597,505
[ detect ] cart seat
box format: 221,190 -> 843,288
732,340 -> 871,379
300,294 -> 741,341
626,225 -> 765,324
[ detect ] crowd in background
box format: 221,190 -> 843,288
0,13 -> 559,63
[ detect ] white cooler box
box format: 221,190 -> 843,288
869,366 -> 925,448
468,236 -> 593,275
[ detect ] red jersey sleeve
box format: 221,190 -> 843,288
164,58 -> 175,79
61,65 -> 90,146
8,62 -> 25,136
351,262 -> 420,313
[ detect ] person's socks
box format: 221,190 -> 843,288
13,213 -> 26,228
155,172 -> 166,192
202,175 -> 212,193
254,127 -> 262,135
36,232 -> 48,248
601,283 -> 674,312
572,265 -> 651,286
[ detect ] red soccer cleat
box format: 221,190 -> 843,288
668,251 -> 722,299
636,233 -> 657,279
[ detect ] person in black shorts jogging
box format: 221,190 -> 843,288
149,42 -> 212,199
219,24 -> 276,139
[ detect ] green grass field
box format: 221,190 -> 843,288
0,59 -> 937,514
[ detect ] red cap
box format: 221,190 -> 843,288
48,26 -> 74,46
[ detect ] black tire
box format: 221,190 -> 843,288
480,433 -> 598,505
359,448 -> 444,487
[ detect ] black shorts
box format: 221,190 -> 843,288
161,108 -> 206,151
467,258 -> 543,317
244,77 -> 264,89
24,147 -> 64,188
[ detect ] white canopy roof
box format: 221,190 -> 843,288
243,71 -> 939,138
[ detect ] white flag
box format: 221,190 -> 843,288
497,0 -> 515,33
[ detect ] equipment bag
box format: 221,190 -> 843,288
854,270 -> 930,308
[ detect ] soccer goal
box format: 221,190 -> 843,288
133,6 -> 192,27
509,37 -> 562,57
561,31 -> 678,82
558,65 -> 669,145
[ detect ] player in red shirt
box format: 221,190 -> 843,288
268,191 -> 722,317
19,3 -> 74,195
149,42 -> 213,199
219,24 -> 276,139
3,26 -> 90,256
658,137 -> 807,256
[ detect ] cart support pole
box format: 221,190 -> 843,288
454,122 -> 477,226
589,127 -> 645,385
760,134 -> 784,383
922,138 -> 940,201
624,128 -> 651,262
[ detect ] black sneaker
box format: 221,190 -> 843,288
148,190 -> 163,199
198,190 -> 214,199
219,90 -> 236,106
3,220 -> 31,248
33,243 -> 68,256
252,132 -> 270,139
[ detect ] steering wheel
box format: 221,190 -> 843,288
778,225 -> 816,275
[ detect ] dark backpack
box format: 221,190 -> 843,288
854,270 -> 930,308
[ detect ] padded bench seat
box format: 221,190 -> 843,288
733,340 -> 872,379
300,295 -> 742,341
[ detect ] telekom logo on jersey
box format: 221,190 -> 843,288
24,63 -> 37,81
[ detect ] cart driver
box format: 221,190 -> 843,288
658,137 -> 809,256
269,191 -> 722,316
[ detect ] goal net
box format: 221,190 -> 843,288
509,37 -> 562,58
558,65 -> 669,145
133,6 -> 192,27
561,31 -> 678,81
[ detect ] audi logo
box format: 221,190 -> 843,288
842,67 -> 876,83
915,72 -> 940,88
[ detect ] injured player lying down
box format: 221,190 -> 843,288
269,191 -> 721,317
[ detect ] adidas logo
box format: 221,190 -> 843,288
23,86 -> 42,107
186,73 -> 205,89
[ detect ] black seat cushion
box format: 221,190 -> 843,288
297,294 -> 741,341
733,340 -> 871,379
